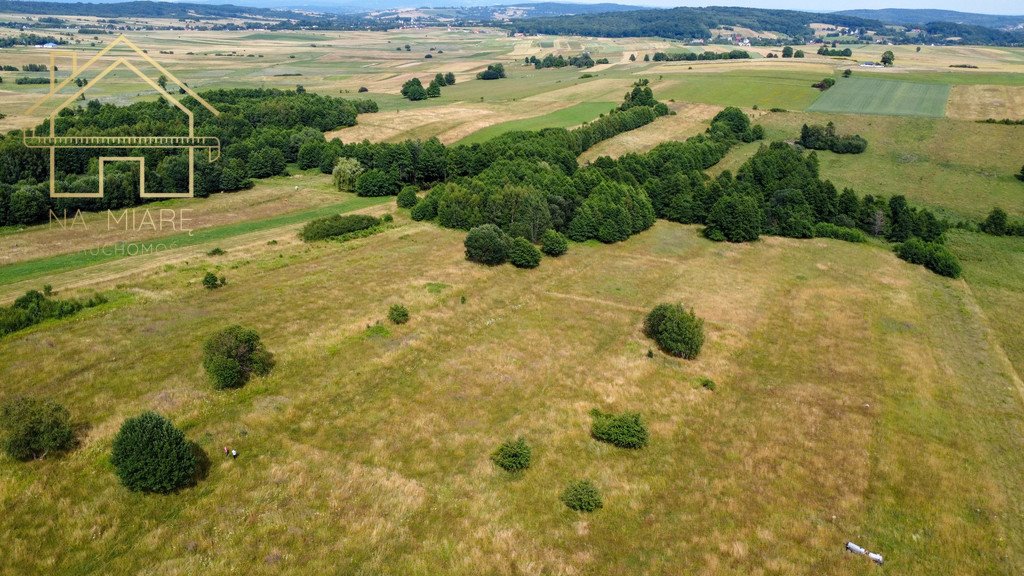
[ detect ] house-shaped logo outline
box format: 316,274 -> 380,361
22,35 -> 222,199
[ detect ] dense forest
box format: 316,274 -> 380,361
0,0 -> 304,20
510,6 -> 884,42
509,5 -> 1023,46
0,88 -> 376,225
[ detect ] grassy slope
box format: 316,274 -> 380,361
0,195 -> 391,287
1,217 -> 1023,575
948,230 -> 1024,379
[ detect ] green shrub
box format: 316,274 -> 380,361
561,480 -> 602,512
206,247 -> 225,256
202,325 -> 275,389
396,186 -> 419,209
590,408 -> 648,449
981,207 -> 1008,236
699,377 -> 716,391
508,237 -> 542,269
0,288 -> 107,338
0,397 -> 75,461
540,229 -> 568,257
410,195 -> 439,221
299,214 -> 380,242
388,304 -> 410,325
644,303 -> 705,359
813,222 -> 866,243
895,238 -> 962,278
202,272 -> 226,290
491,437 -> 531,472
110,412 -> 197,493
464,224 -> 511,265
704,194 -> 762,242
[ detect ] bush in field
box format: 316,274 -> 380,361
111,412 -> 197,493
464,224 -> 511,265
355,169 -> 400,197
491,437 -> 531,472
590,408 -> 648,449
981,207 -> 1008,236
561,480 -> 602,512
388,304 -> 410,325
299,214 -> 380,242
704,194 -> 762,243
0,397 -> 75,461
644,303 -> 704,359
332,157 -> 363,191
1017,165 -> 1024,182
540,229 -> 568,257
202,272 -> 226,290
508,237 -> 542,269
396,186 -> 419,209
813,222 -> 866,243
895,238 -> 962,278
202,325 -> 275,390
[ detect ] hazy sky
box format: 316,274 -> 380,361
625,1 -> 1021,14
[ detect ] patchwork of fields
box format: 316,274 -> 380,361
0,22 -> 1023,576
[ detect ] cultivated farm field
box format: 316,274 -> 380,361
1,20 -> 1024,576
808,77 -> 951,117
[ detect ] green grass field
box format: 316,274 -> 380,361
808,77 -> 951,117
655,70 -> 826,110
457,101 -> 616,144
0,195 -> 390,287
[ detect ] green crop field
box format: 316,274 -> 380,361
808,77 -> 951,117
457,101 -> 616,144
655,70 -> 826,110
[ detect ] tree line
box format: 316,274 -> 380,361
509,6 -> 883,42
0,88 -> 377,226
651,50 -> 750,62
526,53 -> 596,69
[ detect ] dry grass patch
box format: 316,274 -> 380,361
947,84 -> 1024,119
579,102 -> 722,162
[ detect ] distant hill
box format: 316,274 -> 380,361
505,3 -> 644,18
835,9 -> 1024,30
0,0 -> 303,19
511,6 -> 884,41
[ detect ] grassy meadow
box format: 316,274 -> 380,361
3,211 -> 1024,575
0,21 -> 1023,576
